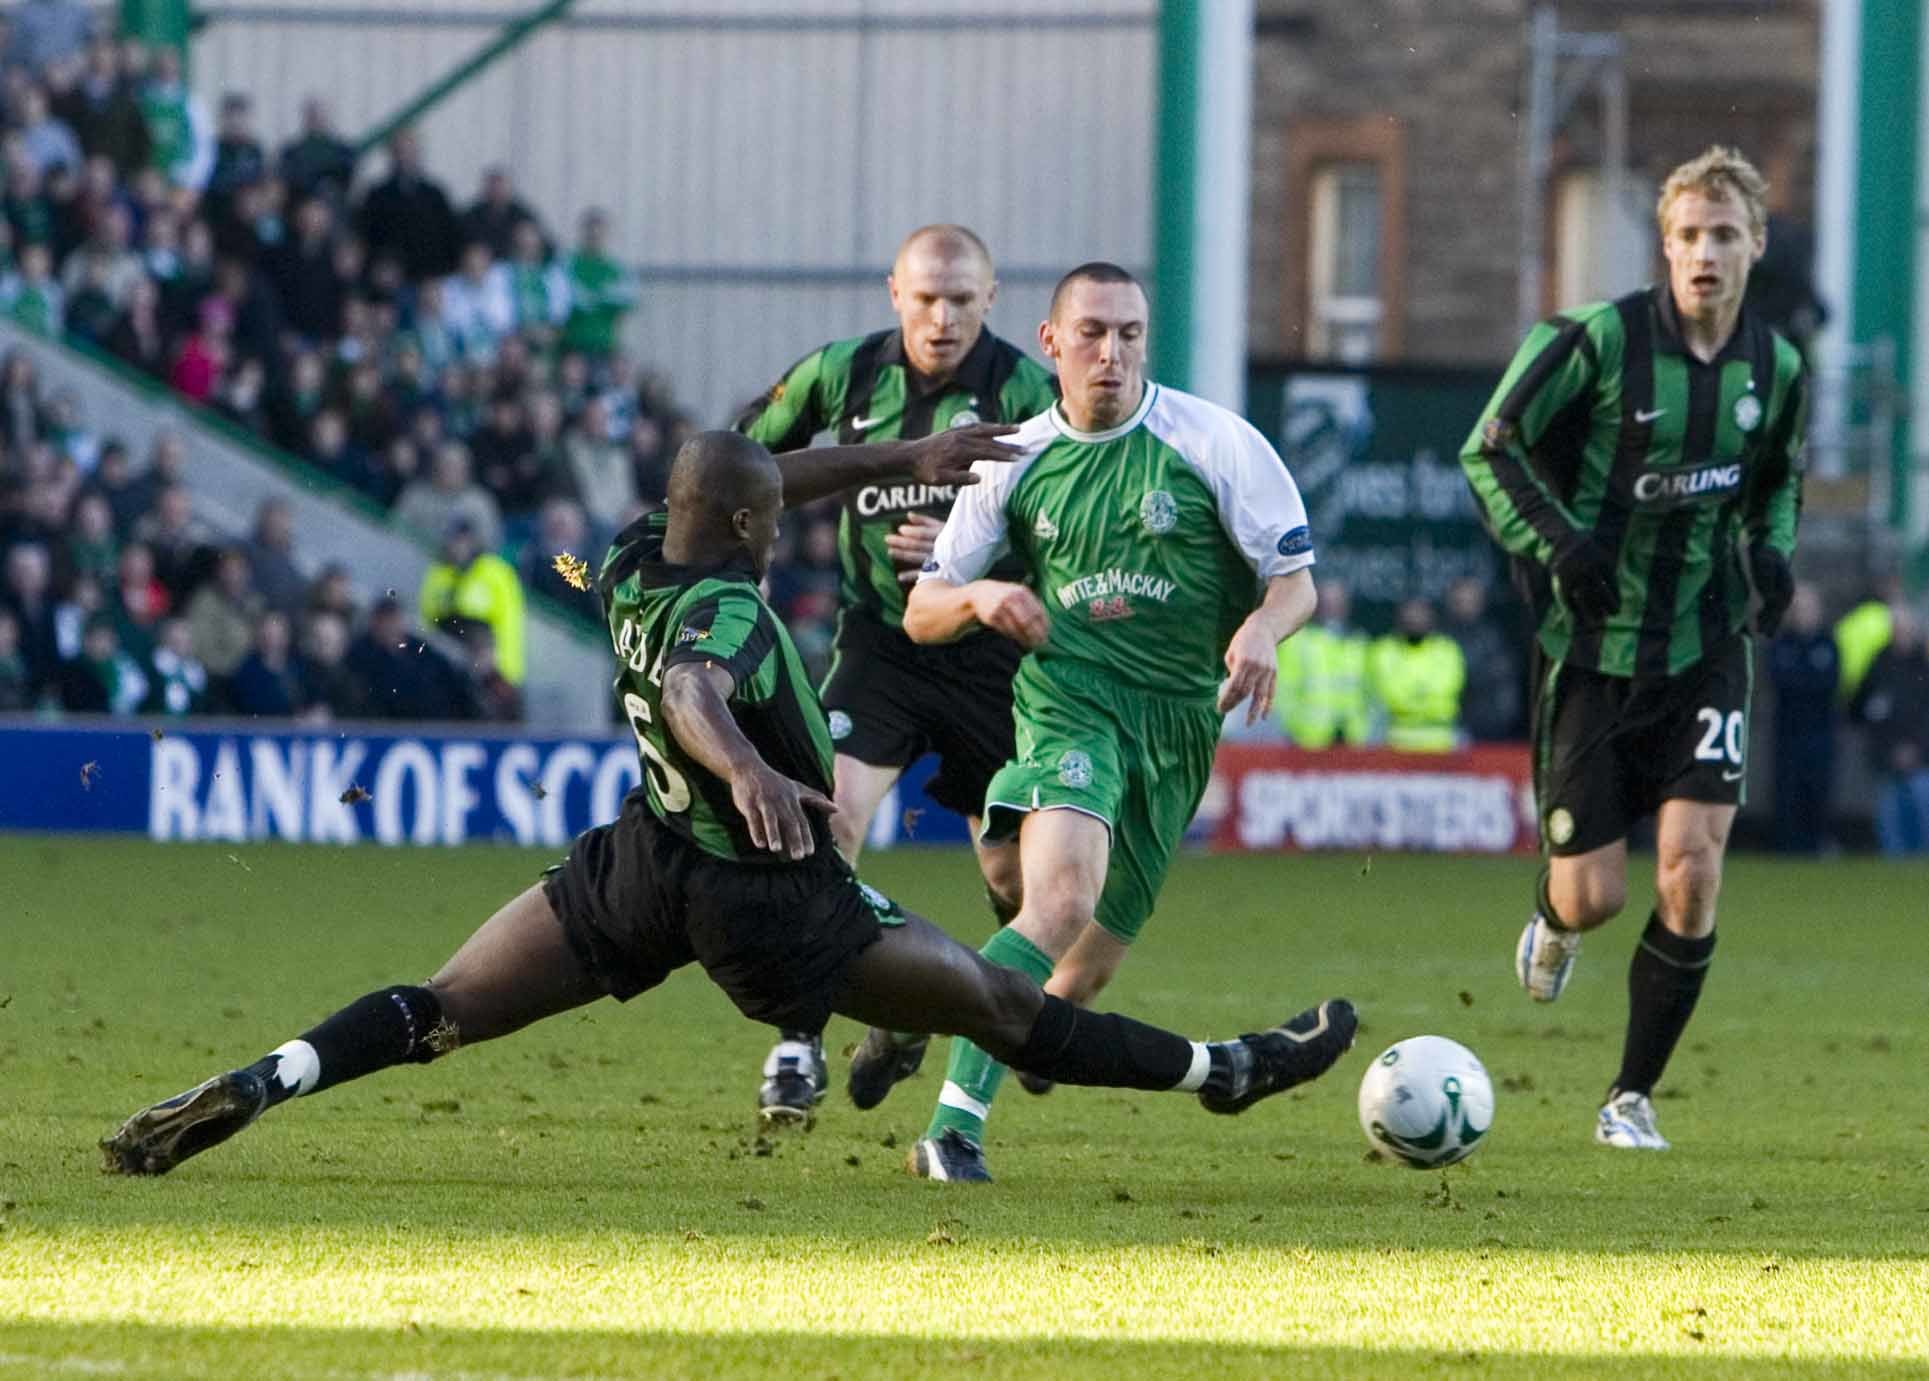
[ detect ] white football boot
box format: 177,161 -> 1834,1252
1596,1089 -> 1670,1150
1515,913 -> 1582,1002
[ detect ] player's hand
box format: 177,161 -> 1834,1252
731,763 -> 835,861
969,580 -> 1050,649
1550,533 -> 1620,624
888,513 -> 945,584
1748,545 -> 1794,636
1217,617 -> 1280,725
903,423 -> 1020,488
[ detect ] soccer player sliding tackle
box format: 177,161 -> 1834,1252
102,431 -> 1355,1178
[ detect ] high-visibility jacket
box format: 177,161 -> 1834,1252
419,552 -> 527,685
1834,599 -> 1893,703
1368,633 -> 1465,752
1276,624 -> 1371,748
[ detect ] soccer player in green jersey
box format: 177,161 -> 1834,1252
1460,147 -> 1807,1151
868,261 -> 1356,1182
737,225 -> 1060,1125
101,432 -> 1356,1180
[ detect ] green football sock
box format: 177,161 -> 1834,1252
925,926 -> 1055,1146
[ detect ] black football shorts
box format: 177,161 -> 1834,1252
1532,634 -> 1753,856
541,791 -> 903,1033
819,611 -> 1021,819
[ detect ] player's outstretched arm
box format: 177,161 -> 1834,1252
1218,570 -> 1316,724
904,577 -> 1048,649
660,662 -> 833,860
773,424 -> 1019,508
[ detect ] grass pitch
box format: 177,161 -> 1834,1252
1,837 -> 1924,1379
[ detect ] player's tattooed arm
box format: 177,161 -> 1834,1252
660,662 -> 833,860
772,424 -> 1019,508
1218,570 -> 1316,725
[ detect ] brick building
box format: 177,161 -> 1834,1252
1248,0 -> 1821,367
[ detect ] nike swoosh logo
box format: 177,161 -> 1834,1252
850,415 -> 888,432
1721,767 -> 1745,782
1635,408 -> 1667,423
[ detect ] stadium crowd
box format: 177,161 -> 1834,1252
0,11 -> 852,720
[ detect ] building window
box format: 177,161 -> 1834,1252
1309,162 -> 1383,362
1282,116 -> 1406,361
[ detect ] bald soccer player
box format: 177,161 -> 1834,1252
100,431 -> 1353,1181
737,225 -> 1060,1125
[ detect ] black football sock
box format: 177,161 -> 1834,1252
1008,994 -> 1214,1092
242,985 -> 452,1108
1611,913 -> 1715,1097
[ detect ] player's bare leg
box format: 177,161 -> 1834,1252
831,911 -> 1356,1182
1517,839 -> 1628,1003
102,885 -> 603,1175
1598,801 -> 1735,1150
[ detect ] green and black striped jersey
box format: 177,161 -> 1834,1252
597,512 -> 834,864
1461,286 -> 1806,678
736,327 -> 1059,630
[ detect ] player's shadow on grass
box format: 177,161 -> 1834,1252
0,1319 -> 1917,1381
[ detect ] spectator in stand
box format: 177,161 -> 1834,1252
1850,608 -> 1929,856
445,616 -> 521,722
305,561 -> 358,627
0,605 -> 31,709
228,608 -> 305,717
57,38 -> 149,176
346,593 -> 475,721
168,297 -> 228,403
561,208 -> 636,365
1368,598 -> 1466,753
268,347 -> 327,452
158,217 -> 214,334
393,439 -> 500,550
0,351 -> 42,451
519,495 -> 598,624
243,496 -> 305,620
1275,579 -> 1370,748
208,256 -> 280,367
442,239 -> 515,364
138,46 -> 212,193
110,537 -> 166,659
4,0 -> 95,74
507,219 -> 569,348
1441,575 -> 1523,742
8,241 -> 64,334
418,515 -> 525,685
2,539 -> 58,699
356,127 -> 459,283
62,487 -> 116,585
132,481 -> 207,600
563,395 -> 631,543
1768,581 -> 1838,854
57,608 -> 145,713
63,252 -> 118,344
51,566 -> 102,659
469,386 -> 533,511
184,544 -> 260,687
41,387 -> 96,470
459,166 -> 537,260
205,91 -> 265,210
105,273 -> 166,377
1835,569 -> 1902,705
144,613 -> 206,715
336,359 -> 399,453
91,438 -> 144,534
297,608 -> 361,720
278,95 -> 355,209
59,200 -> 141,309
267,196 -> 342,342
213,353 -> 268,436
16,82 -> 83,177
305,407 -> 378,499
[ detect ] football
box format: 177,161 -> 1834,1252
1357,1035 -> 1495,1169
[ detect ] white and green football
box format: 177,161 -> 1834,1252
1358,1035 -> 1494,1169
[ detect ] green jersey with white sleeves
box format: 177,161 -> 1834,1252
922,383 -> 1315,701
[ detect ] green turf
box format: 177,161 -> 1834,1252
1,838 -> 1924,1379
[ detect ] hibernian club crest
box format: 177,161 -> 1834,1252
1139,490 -> 1178,536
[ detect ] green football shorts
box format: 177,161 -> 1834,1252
981,654 -> 1221,944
